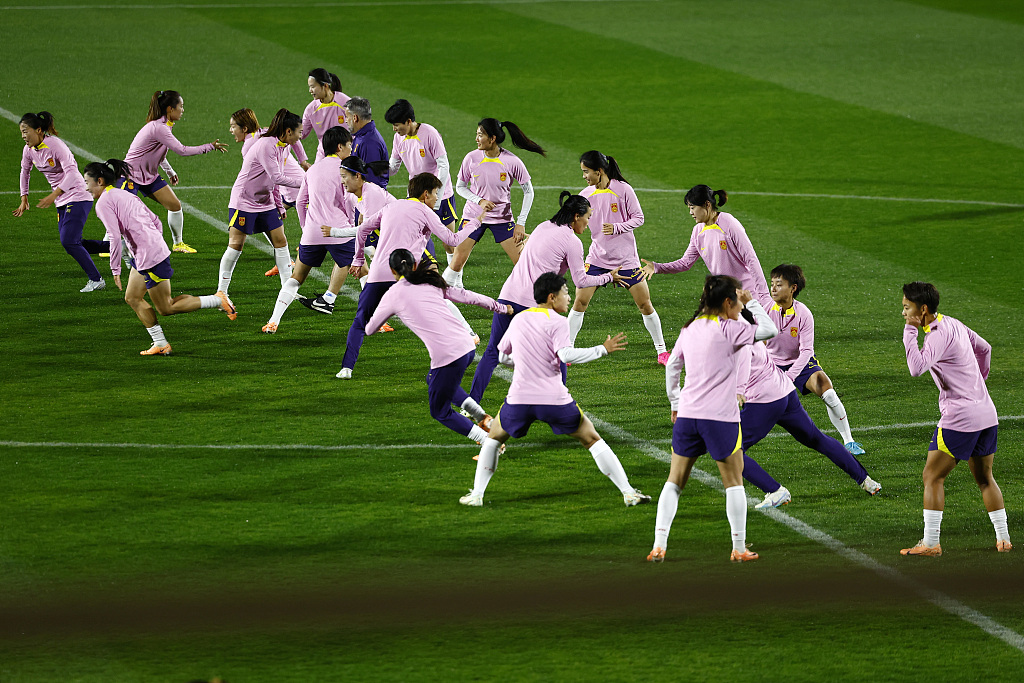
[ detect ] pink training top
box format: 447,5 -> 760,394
904,314 -> 998,432
765,299 -> 815,381
391,123 -> 453,200
300,91 -> 351,162
354,199 -> 470,283
458,148 -> 530,224
229,136 -> 302,213
123,116 -> 214,185
498,307 -> 575,406
580,180 -> 644,269
654,212 -> 771,307
94,186 -> 170,276
346,182 -> 396,224
366,278 -> 506,369
19,135 -> 91,206
295,154 -> 352,246
497,220 -> 612,309
738,342 -> 795,405
240,128 -> 304,165
667,314 -> 757,421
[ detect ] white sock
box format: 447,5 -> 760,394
442,266 -> 461,288
146,324 -> 167,346
363,245 -> 376,260
988,508 -> 1009,542
218,247 -> 242,294
198,295 -> 221,309
445,299 -> 476,338
472,438 -> 501,495
725,485 -> 748,552
274,246 -> 292,284
460,396 -> 487,422
323,290 -> 337,304
446,250 -> 455,266
567,309 -> 585,345
821,388 -> 855,444
642,309 -> 667,353
588,439 -> 632,494
467,424 -> 488,442
269,278 -> 301,324
653,481 -> 681,549
924,509 -> 943,547
167,209 -> 184,244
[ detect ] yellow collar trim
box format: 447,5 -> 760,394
770,302 -> 795,316
590,188 -> 619,197
276,140 -> 288,147
316,101 -> 343,111
923,313 -> 944,334
699,223 -> 722,234
525,307 -> 552,317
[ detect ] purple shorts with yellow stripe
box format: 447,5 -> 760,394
465,219 -> 516,244
117,176 -> 169,198
228,207 -> 282,235
585,263 -> 645,289
777,355 -> 824,395
129,257 -> 174,289
434,195 -> 459,225
930,425 -> 998,461
298,242 -> 354,268
672,417 -> 742,461
499,401 -> 582,439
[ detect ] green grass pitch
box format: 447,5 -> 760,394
1,0 -> 1023,680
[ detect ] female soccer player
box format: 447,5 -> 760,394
469,192 -> 622,404
766,264 -> 866,455
441,118 -> 545,289
122,90 -> 228,253
14,111 -> 109,292
214,108 -> 304,312
641,186 -> 771,307
263,127 -> 354,333
568,150 -> 668,364
649,275 -> 778,564
300,68 -> 351,163
460,271 -> 650,508
83,159 -> 234,355
900,282 -> 1011,556
365,249 -> 508,443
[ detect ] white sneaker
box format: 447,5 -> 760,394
336,367 -> 352,379
623,489 -> 652,507
860,476 -> 882,495
80,279 -> 105,292
754,486 -> 792,510
459,490 -> 483,507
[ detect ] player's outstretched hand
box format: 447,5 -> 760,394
640,259 -> 656,281
603,332 -> 627,354
737,288 -> 752,306
608,266 -> 625,286
212,139 -> 229,153
12,197 -> 29,217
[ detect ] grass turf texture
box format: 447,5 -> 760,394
1,0 -> 1023,680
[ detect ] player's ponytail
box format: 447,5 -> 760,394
389,248 -> 448,290
263,108 -> 301,138
684,274 -> 742,328
579,150 -> 628,184
478,118 -> 546,157
550,191 -> 590,226
83,158 -> 133,187
685,184 -> 728,209
20,111 -> 58,136
309,68 -> 341,93
147,90 -> 182,122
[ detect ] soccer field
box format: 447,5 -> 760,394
2,0 -> 1023,681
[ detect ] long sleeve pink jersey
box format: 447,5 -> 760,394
94,186 -> 170,276
296,155 -> 352,246
497,220 -> 612,309
904,314 -> 998,432
241,129 -> 304,165
738,342 -> 796,405
458,148 -> 530,224
654,212 -> 771,306
123,117 -> 214,185
366,278 -> 505,368
391,123 -> 453,200
579,180 -> 644,269
229,136 -> 302,213
300,92 -> 351,162
497,307 -> 576,406
19,136 -> 91,206
346,182 -> 395,224
765,300 -> 815,380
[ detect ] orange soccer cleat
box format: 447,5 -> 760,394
216,291 -> 237,320
140,343 -> 172,356
647,547 -> 666,563
730,548 -> 760,562
996,539 -> 1013,552
900,541 -> 942,557
378,323 -> 395,333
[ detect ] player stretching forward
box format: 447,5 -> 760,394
122,90 -> 228,253
84,159 -> 234,355
641,186 -> 770,306
900,282 -> 1011,556
14,111 -> 109,292
460,272 -> 650,508
766,264 -> 865,454
365,249 -> 507,444
568,150 -> 668,364
649,275 -> 778,563
442,118 -> 545,289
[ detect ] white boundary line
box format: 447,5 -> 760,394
0,0 -> 656,9
3,105 -> 1023,656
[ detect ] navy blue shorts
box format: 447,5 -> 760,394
364,229 -> 379,249
117,176 -> 168,198
672,417 -> 742,461
299,242 -> 355,268
130,256 -> 174,289
499,401 -> 582,439
434,195 -> 459,225
584,263 -> 645,289
930,425 -> 998,461
777,355 -> 824,395
465,219 -> 516,244
228,207 -> 282,235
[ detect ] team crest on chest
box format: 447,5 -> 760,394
610,203 -> 618,213
47,158 -> 55,167
419,148 -> 426,157
719,240 -> 727,250
338,115 -> 345,124
500,172 -> 507,182
790,326 -> 798,338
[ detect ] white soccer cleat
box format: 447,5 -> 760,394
623,489 -> 652,507
80,279 -> 106,292
336,367 -> 352,379
459,490 -> 483,507
755,486 -> 792,510
860,476 -> 881,496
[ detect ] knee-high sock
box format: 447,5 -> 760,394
989,509 -> 1010,542
445,299 -> 476,337
924,509 -> 943,547
146,324 -> 167,345
472,438 -> 502,495
274,246 -> 292,284
460,396 -> 487,422
641,309 -> 667,353
653,481 -> 681,549
442,266 -> 464,288
725,485 -> 748,552
269,278 -> 301,325
168,209 -> 184,244
218,247 -> 242,294
567,309 -> 585,345
821,388 -> 854,443
588,439 -> 632,494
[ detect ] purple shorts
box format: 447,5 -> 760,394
584,263 -> 645,289
434,195 -> 459,225
930,425 -> 998,461
298,242 -> 355,268
228,207 -> 282,235
117,176 -> 168,198
129,256 -> 174,289
777,355 -> 824,395
499,401 -> 582,439
672,417 -> 742,461
465,219 -> 516,244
